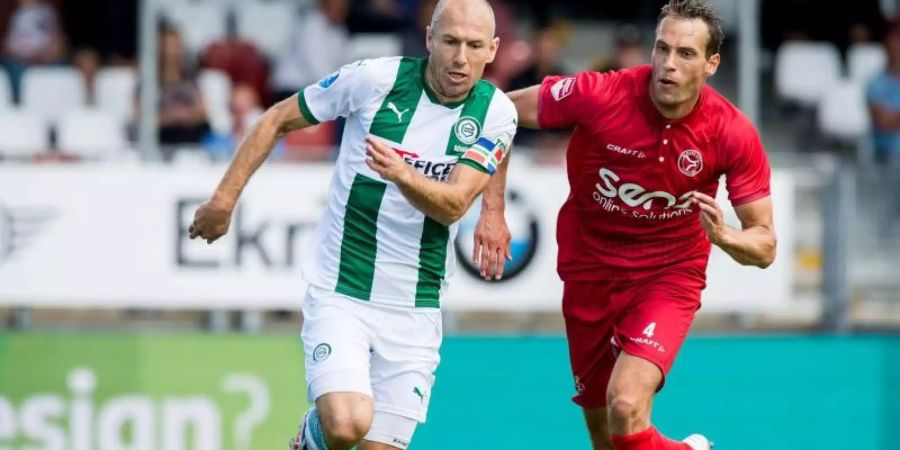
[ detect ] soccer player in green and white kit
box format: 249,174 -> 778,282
188,1 -> 516,449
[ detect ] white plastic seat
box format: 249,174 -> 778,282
95,67 -> 137,122
0,109 -> 49,158
237,2 -> 295,58
21,67 -> 86,124
818,80 -> 870,140
0,70 -> 11,109
198,69 -> 233,134
775,42 -> 842,107
346,34 -> 402,63
57,108 -> 127,159
848,42 -> 886,86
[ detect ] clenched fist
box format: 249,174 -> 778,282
188,198 -> 234,244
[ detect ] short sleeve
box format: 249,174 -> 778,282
537,70 -> 621,129
721,115 -> 772,207
297,59 -> 379,124
458,94 -> 518,175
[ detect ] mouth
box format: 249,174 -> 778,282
658,77 -> 677,88
447,71 -> 468,83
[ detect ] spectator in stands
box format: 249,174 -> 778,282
346,0 -> 405,33
593,25 -> 648,73
401,0 -> 437,58
508,25 -> 568,91
1,0 -> 66,103
155,23 -> 210,145
272,0 -> 348,101
868,18 -> 900,164
205,83 -> 283,160
200,10 -> 270,105
508,25 -> 570,154
73,47 -> 99,103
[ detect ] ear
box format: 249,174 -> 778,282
426,25 -> 434,53
486,36 -> 500,64
706,53 -> 720,77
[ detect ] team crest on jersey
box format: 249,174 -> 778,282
677,149 -> 703,177
453,116 -> 481,145
312,343 -> 332,362
551,77 -> 576,101
318,71 -> 340,89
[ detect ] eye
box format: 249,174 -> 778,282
680,50 -> 693,58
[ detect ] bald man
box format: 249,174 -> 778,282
188,1 -> 517,449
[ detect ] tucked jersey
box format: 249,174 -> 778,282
538,65 -> 771,281
298,57 -> 517,308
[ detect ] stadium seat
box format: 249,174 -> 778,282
237,2 -> 295,58
95,67 -> 137,123
198,69 -> 233,134
57,108 -> 128,159
0,70 -> 11,109
21,67 -> 87,124
163,2 -> 226,54
0,110 -> 49,158
775,42 -> 842,107
848,42 -> 886,86
346,34 -> 402,62
818,79 -> 870,141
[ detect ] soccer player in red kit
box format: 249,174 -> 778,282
497,0 -> 777,449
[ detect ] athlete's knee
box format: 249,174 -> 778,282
606,381 -> 652,426
606,392 -> 645,424
318,399 -> 373,449
321,410 -> 372,448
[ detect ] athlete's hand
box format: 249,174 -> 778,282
189,197 -> 234,244
365,135 -> 412,184
473,210 -> 512,280
692,191 -> 730,246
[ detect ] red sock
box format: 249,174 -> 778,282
610,426 -> 691,450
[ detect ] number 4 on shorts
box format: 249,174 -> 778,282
642,322 -> 656,338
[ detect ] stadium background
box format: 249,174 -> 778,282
1,0 -> 898,448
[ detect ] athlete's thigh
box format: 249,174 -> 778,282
582,407 -> 614,450
613,267 -> 704,390
301,287 -> 375,401
368,307 -> 441,429
562,280 -> 623,408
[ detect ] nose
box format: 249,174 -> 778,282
663,51 -> 676,72
452,43 -> 467,66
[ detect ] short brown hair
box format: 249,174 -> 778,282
658,0 -> 725,58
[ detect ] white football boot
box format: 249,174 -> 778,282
682,434 -> 713,450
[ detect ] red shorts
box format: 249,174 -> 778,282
562,265 -> 705,408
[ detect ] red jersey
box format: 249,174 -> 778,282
538,66 -> 771,281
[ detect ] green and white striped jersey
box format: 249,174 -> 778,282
297,57 -> 518,308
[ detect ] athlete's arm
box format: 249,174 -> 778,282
869,103 -> 900,131
691,192 -> 776,268
507,85 -> 541,129
365,136 -> 493,226
473,156 -> 512,280
189,94 -> 311,243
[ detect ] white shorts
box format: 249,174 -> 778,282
301,286 -> 442,424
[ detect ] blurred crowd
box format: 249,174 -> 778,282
0,0 -> 899,164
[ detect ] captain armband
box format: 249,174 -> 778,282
459,135 -> 512,175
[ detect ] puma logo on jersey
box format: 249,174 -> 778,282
387,102 -> 410,123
